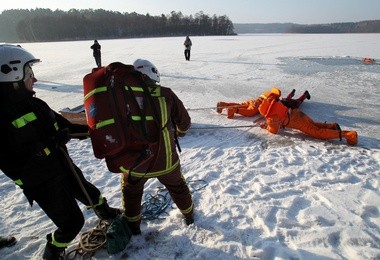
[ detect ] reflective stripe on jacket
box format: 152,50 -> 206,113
0,97 -> 87,187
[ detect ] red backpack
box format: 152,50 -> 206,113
83,62 -> 160,173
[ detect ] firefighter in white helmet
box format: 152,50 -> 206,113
117,59 -> 194,236
0,44 -> 120,259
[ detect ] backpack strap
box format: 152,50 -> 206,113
171,115 -> 181,153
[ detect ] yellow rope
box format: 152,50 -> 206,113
66,220 -> 110,260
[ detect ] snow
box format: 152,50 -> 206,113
1,34 -> 379,260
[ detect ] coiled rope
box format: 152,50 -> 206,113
142,179 -> 208,220
65,220 -> 110,260
64,179 -> 207,259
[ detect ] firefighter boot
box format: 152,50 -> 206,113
0,236 -> 16,249
216,102 -> 223,113
126,221 -> 142,235
185,215 -> 194,225
42,242 -> 65,260
94,198 -> 122,220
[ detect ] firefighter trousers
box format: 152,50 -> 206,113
122,164 -> 193,228
29,163 -> 102,246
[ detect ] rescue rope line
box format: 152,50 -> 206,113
67,120 -> 256,131
60,147 -> 109,260
191,125 -> 256,130
142,189 -> 171,220
187,105 -> 243,111
59,147 -> 96,209
38,80 -> 60,84
37,79 -> 78,86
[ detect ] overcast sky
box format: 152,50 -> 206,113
1,0 -> 379,24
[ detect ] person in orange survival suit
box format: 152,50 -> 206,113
257,96 -> 358,145
217,88 -> 310,119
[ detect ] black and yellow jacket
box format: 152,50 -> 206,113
128,84 -> 191,178
0,84 -> 88,190
83,63 -> 191,177
110,84 -> 191,178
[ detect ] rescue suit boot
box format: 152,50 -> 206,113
342,131 -> 358,146
297,91 -> 311,103
286,89 -> 296,99
42,242 -> 65,260
216,102 -> 223,113
227,108 -> 238,119
304,91 -> 311,100
0,236 -> 16,249
94,198 -> 122,220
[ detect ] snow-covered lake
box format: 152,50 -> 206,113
1,33 -> 379,259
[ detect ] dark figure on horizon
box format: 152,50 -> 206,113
183,36 -> 192,61
90,40 -> 102,68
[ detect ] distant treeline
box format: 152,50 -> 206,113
234,20 -> 380,34
0,9 -> 235,42
288,20 -> 380,33
233,23 -> 295,34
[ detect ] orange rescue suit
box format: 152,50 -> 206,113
258,98 -> 358,145
217,87 -> 281,118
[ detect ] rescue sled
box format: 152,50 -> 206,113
59,104 -> 87,125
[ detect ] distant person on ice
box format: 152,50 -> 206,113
90,39 -> 101,67
184,36 -> 192,61
217,87 -> 310,119
0,44 -> 120,259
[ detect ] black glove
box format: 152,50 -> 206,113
71,125 -> 89,140
77,133 -> 89,140
53,128 -> 71,147
176,130 -> 186,138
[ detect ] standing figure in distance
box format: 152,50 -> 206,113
184,36 -> 192,61
90,40 -> 101,68
0,44 -> 120,260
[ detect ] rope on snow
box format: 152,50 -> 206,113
141,179 -> 208,221
66,219 -> 110,260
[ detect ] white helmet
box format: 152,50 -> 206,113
0,44 -> 40,83
133,59 -> 160,83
